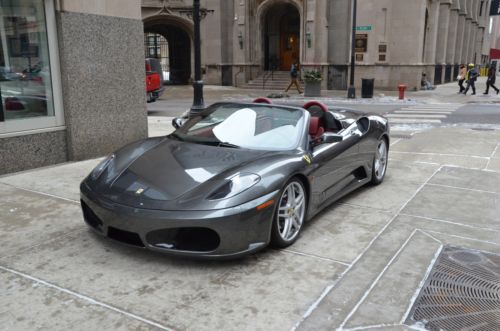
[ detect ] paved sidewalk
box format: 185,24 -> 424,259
1,123 -> 499,330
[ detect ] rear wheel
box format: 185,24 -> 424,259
271,179 -> 307,248
371,138 -> 388,185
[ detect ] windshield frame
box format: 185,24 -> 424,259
170,102 -> 308,151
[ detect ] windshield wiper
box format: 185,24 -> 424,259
218,141 -> 240,148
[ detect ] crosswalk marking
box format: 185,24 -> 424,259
387,114 -> 447,119
394,111 -> 453,114
387,104 -> 461,126
389,119 -> 442,124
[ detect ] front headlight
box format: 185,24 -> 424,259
208,173 -> 261,200
90,154 -> 115,180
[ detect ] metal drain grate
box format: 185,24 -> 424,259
405,246 -> 500,331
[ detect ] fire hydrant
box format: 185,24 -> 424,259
398,84 -> 407,100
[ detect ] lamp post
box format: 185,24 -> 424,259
190,0 -> 205,115
347,0 -> 357,99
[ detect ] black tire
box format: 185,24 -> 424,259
270,179 -> 307,248
370,138 -> 388,185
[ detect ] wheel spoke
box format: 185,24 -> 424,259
281,218 -> 292,239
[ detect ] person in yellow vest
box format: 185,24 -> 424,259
462,63 -> 478,95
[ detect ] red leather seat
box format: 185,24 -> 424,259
309,117 -> 325,142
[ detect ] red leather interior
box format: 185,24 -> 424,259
253,97 -> 273,104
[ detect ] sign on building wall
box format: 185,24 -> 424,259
355,34 -> 368,53
491,0 -> 500,16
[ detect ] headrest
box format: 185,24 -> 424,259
303,101 -> 328,112
253,97 -> 273,104
309,117 -> 320,136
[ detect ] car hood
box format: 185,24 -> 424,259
101,138 -> 269,207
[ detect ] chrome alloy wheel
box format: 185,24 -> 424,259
277,181 -> 306,242
374,139 -> 388,181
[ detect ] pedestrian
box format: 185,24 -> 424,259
285,62 -> 303,94
457,64 -> 466,93
463,63 -> 478,95
483,64 -> 499,95
421,72 -> 435,90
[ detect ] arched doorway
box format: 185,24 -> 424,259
144,18 -> 192,85
262,3 -> 300,71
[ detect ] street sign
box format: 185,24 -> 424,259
355,26 -> 372,31
491,0 -> 500,16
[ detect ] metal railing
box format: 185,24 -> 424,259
262,70 -> 275,90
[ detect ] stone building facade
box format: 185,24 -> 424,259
0,0 -> 147,175
142,0 -> 496,91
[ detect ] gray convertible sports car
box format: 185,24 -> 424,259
80,99 -> 389,258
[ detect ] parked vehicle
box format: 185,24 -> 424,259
145,58 -> 164,103
80,99 -> 389,259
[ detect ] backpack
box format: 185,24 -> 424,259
290,65 -> 298,78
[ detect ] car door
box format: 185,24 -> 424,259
309,121 -> 363,207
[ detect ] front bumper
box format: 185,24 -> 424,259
80,183 -> 279,259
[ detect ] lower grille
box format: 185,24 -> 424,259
405,246 -> 500,331
108,227 -> 145,248
146,227 -> 220,252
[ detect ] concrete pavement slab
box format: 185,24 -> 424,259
0,231 -> 345,331
389,151 -> 488,169
0,270 -> 161,331
296,219 -> 418,330
339,160 -> 439,212
390,127 -> 500,157
0,159 -> 100,202
487,157 -> 500,172
291,204 -> 394,263
0,183 -> 83,258
344,231 -> 441,329
429,166 -> 500,193
402,184 -> 500,230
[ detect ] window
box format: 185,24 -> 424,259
0,0 -> 63,136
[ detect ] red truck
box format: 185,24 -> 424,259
145,58 -> 164,103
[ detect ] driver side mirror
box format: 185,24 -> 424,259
323,133 -> 343,143
172,117 -> 185,129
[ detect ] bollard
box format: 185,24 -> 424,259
398,84 -> 407,100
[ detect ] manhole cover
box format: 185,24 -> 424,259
405,246 -> 500,331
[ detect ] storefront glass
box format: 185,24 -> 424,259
0,0 -> 54,123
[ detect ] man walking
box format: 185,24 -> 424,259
463,63 -> 478,95
484,64 -> 499,95
285,62 -> 303,94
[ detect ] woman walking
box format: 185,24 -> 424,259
484,64 -> 499,95
458,64 -> 466,94
285,62 -> 303,94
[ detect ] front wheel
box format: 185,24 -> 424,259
270,179 -> 307,248
370,138 -> 388,185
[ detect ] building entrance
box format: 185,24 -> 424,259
144,22 -> 191,85
263,3 -> 300,71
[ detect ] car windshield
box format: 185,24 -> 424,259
172,104 -> 305,151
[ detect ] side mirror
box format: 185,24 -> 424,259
172,117 -> 184,129
323,133 -> 343,143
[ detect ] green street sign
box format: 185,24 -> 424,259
355,26 -> 372,31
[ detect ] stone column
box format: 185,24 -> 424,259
454,4 -> 466,65
424,0 -> 441,64
462,17 -> 472,63
446,1 -> 459,65
436,1 -> 451,82
58,0 -> 147,161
